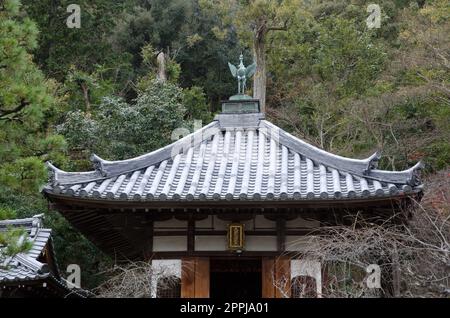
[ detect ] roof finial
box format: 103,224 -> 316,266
228,54 -> 256,95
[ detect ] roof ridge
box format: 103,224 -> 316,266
0,214 -> 43,230
14,253 -> 49,274
260,120 -> 424,186
259,120 -> 381,176
47,121 -> 220,185
368,161 -> 425,186
90,121 -> 220,178
46,162 -> 103,187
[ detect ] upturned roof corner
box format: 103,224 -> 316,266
42,113 -> 424,202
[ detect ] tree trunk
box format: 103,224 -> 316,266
156,52 -> 167,83
80,83 -> 91,115
253,28 -> 267,113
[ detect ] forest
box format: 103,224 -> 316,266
0,0 -> 449,293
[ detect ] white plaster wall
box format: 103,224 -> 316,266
195,235 -> 227,251
212,217 -> 229,230
154,218 -> 187,230
195,215 -> 213,229
291,259 -> 322,298
245,236 -> 277,251
285,236 -> 318,252
153,236 -> 187,251
150,259 -> 181,298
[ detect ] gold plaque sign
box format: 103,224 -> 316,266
228,223 -> 244,250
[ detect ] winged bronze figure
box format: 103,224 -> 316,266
228,54 -> 256,95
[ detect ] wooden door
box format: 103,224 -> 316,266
181,257 -> 210,298
262,258 -> 291,298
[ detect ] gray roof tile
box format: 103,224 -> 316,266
1,215 -> 51,283
0,216 -> 89,298
44,115 -> 423,201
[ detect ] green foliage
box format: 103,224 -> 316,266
64,66 -> 118,112
0,207 -> 16,220
0,206 -> 32,262
425,141 -> 450,171
59,80 -> 188,161
21,0 -> 129,80
313,18 -> 386,96
136,44 -> 183,89
266,0 -> 449,172
0,157 -> 47,194
56,111 -> 99,153
0,0 -> 67,194
0,0 -> 46,127
183,86 -> 213,122
112,0 -> 240,109
111,0 -> 193,65
167,59 -> 182,84
0,226 -> 32,260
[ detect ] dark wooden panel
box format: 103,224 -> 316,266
181,258 -> 195,298
194,258 -> 210,298
275,258 -> 291,298
181,257 -> 210,298
262,258 -> 275,298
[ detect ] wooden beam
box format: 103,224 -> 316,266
107,229 -> 316,236
46,192 -> 413,211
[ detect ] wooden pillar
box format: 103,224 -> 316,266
187,218 -> 195,254
262,258 -> 291,298
181,258 -> 195,298
276,218 -> 286,252
275,258 -> 291,298
181,257 -> 210,298
262,258 -> 275,298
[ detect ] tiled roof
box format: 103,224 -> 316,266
0,215 -> 88,297
0,254 -> 49,282
0,215 -> 51,283
44,113 -> 423,202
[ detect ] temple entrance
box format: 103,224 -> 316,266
210,259 -> 262,298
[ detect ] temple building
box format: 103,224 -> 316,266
42,89 -> 423,298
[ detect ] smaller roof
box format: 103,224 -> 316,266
0,215 -> 87,297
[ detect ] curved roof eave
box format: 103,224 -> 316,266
259,120 -> 381,177
44,116 -> 424,198
47,121 -> 220,185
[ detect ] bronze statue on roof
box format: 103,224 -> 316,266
228,54 -> 256,95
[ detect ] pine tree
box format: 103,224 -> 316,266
0,0 -> 66,193
0,0 -> 66,260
